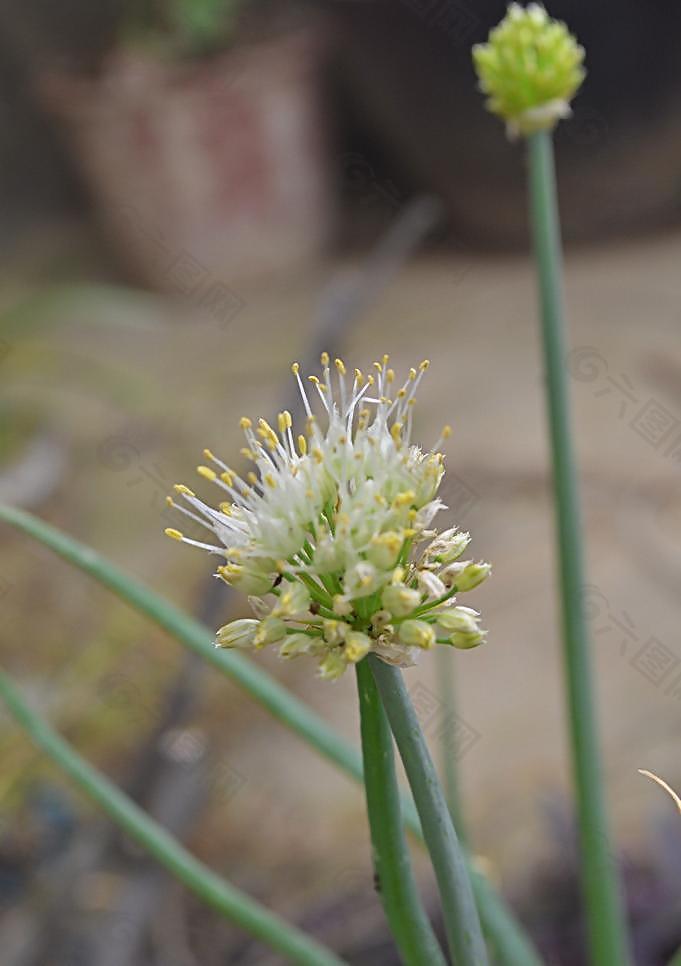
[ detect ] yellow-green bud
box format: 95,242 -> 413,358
319,650 -> 347,681
367,530 -> 404,569
344,631 -> 372,663
272,582 -> 310,618
215,618 -> 258,649
382,583 -> 422,618
472,3 -> 585,138
441,560 -> 491,592
279,633 -> 320,659
398,619 -> 436,650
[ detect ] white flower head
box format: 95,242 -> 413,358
166,354 -> 490,678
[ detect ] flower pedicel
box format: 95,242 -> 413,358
165,355 -> 490,678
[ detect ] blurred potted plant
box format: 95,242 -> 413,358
42,0 -> 332,289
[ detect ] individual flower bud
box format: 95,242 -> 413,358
344,630 -> 371,663
273,581 -> 311,618
344,561 -> 381,599
472,3 -> 586,138
280,633 -> 320,659
441,560 -> 491,591
448,628 -> 486,650
323,619 -> 348,646
215,619 -> 258,649
333,594 -> 353,617
319,650 -> 347,680
435,606 -> 481,634
382,583 -> 422,618
367,531 -> 404,569
398,619 -> 436,650
217,563 -> 273,596
253,616 -> 287,648
417,569 -> 446,600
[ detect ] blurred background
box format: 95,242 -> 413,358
1,1 -> 681,963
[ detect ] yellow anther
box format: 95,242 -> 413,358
393,490 -> 416,508
240,448 -> 255,461
247,471 -> 258,485
298,435 -> 307,455
354,368 -> 364,385
239,417 -> 252,430
264,473 -> 277,489
197,465 -> 216,481
334,358 -> 346,376
409,367 -> 416,380
165,496 -> 173,507
220,470 -> 233,486
398,388 -> 406,398
291,362 -> 300,374
367,374 -> 375,386
203,448 -> 216,462
174,484 -> 195,497
390,422 -> 403,442
387,368 -> 395,383
219,502 -> 232,514
320,351 -> 330,366
392,566 -> 405,584
308,375 -> 320,386
373,361 -> 383,373
312,447 -> 324,464
419,359 -> 430,371
382,353 -> 390,366
278,410 -> 292,432
442,424 -> 452,439
164,528 -> 184,541
407,508 -> 418,522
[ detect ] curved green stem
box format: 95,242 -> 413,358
0,669 -> 345,966
528,129 -> 631,966
355,660 -> 446,966
369,655 -> 488,966
0,504 -> 541,966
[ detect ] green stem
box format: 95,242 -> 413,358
0,669 -> 345,966
355,661 -> 446,966
528,128 -> 631,966
668,947 -> 681,966
0,504 -> 541,966
369,655 -> 488,966
436,646 -> 467,843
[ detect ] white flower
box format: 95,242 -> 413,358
166,354 -> 490,678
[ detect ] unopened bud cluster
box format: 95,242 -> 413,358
473,3 -> 585,138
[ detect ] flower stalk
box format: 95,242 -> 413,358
369,654 -> 488,966
527,127 -> 631,965
355,660 -> 446,965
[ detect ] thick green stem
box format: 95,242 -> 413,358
355,661 -> 446,966
528,128 -> 631,965
369,655 -> 488,966
0,504 -> 541,966
436,647 -> 467,843
0,669 -> 345,966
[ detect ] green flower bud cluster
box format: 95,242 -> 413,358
472,3 -> 585,138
